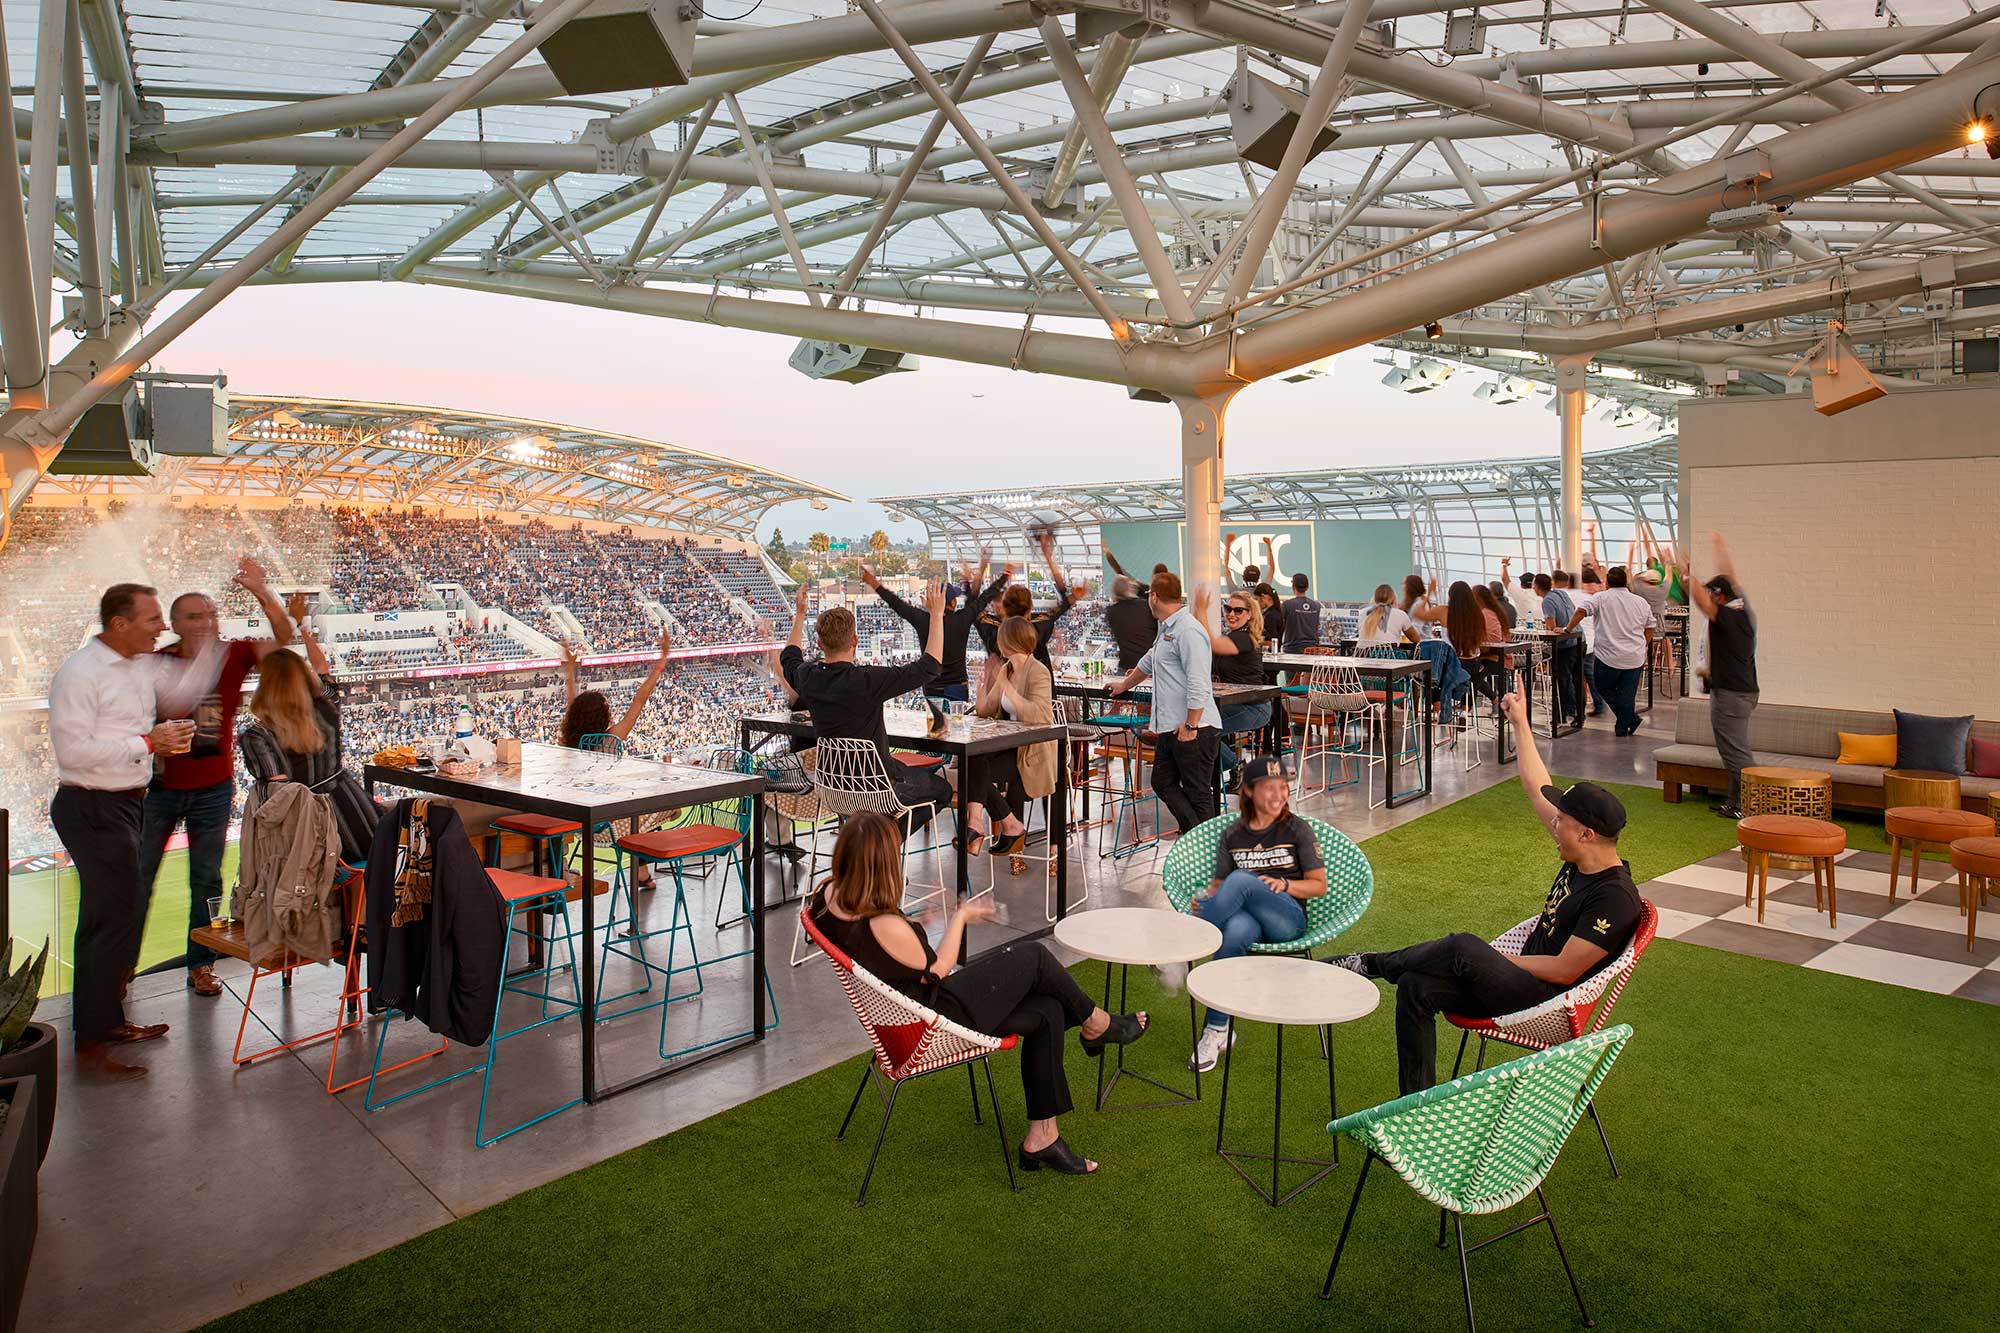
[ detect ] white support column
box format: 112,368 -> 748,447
59,1 -> 103,333
1556,355 -> 1587,576
25,0 -> 66,335
1174,391 -> 1237,630
0,7 -> 46,409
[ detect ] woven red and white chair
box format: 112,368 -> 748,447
800,905 -> 1019,1205
1445,897 -> 1658,1177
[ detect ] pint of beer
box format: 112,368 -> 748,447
159,720 -> 197,756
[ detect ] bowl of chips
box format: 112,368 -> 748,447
372,744 -> 422,769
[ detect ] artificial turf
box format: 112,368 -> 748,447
202,779 -> 1995,1331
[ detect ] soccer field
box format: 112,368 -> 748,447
8,845 -> 236,995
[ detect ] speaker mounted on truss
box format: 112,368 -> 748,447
46,386 -> 155,476
537,0 -> 695,96
788,339 -> 919,384
1229,72 -> 1340,172
1787,319 -> 1886,417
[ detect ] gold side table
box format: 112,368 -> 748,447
1741,767 -> 1834,869
1883,769 -> 1962,812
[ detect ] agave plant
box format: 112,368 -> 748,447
0,940 -> 49,1054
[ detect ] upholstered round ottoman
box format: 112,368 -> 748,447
1947,837 -> 2000,954
1884,806 -> 1996,900
1737,815 -> 1847,926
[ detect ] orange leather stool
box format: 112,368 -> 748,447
1736,814 -> 1847,925
1884,807 -> 1996,899
1947,837 -> 2000,954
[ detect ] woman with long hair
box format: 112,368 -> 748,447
1355,583 -> 1420,650
1185,755 -> 1327,1072
810,812 -> 1147,1174
556,625 -> 672,749
238,627 -> 383,863
965,616 -> 1056,868
1443,581 -> 1490,662
1190,586 -> 1270,781
974,530 -> 1071,672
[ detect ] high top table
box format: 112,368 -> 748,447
1053,907 -> 1222,1111
738,708 -> 1071,945
1261,652 -> 1434,808
363,742 -> 768,1103
1054,676 -> 1288,816
1187,955 -> 1380,1206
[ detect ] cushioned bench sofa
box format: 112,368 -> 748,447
1654,698 -> 2000,812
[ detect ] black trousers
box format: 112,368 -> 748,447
49,785 -> 148,1045
1551,640 -> 1587,723
1151,726 -> 1221,833
967,750 -> 1028,826
1376,933 -> 1563,1095
890,759 -> 952,835
932,942 -> 1094,1120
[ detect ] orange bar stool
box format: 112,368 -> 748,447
1736,815 -> 1847,925
1947,837 -> 2000,954
1884,806 -> 1996,899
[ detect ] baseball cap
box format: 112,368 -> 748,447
1239,754 -> 1290,787
1638,567 -> 1663,585
1704,574 -> 1737,601
1539,781 -> 1627,838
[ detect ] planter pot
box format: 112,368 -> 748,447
0,1076 -> 38,1333
0,1025 -> 54,1166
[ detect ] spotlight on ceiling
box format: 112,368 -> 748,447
1382,358 -> 1451,394
788,339 -> 919,384
1424,321 -> 1443,340
1229,73 -> 1340,171
1473,375 -> 1533,405
1972,84 -> 2000,158
538,0 -> 695,96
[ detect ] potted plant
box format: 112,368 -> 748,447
0,1074 -> 37,1333
0,942 -> 52,1165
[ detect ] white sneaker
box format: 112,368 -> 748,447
1154,961 -> 1188,995
1189,1023 -> 1235,1073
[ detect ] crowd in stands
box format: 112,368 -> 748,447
0,503 -> 787,697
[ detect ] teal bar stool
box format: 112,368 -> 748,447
363,866 -> 585,1147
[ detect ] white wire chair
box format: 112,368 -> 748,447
1291,659 -> 1369,799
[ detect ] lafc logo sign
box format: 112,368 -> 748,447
1225,532 -> 1295,580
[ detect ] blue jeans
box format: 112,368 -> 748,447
926,682 -> 969,703
1416,640 -> 1469,724
138,780 -> 234,970
1592,660 -> 1644,735
1190,869 -> 1307,1027
1216,700 -> 1272,770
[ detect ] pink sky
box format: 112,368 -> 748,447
160,281 -> 1582,539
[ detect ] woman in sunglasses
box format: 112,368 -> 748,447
1191,586 -> 1270,785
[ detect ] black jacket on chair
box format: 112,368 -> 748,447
365,799 -> 507,1045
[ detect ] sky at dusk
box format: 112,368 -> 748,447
157,281 -> 1613,542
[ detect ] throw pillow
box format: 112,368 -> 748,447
1835,731 -> 1897,767
1971,737 -> 2000,780
1893,709 -> 1974,776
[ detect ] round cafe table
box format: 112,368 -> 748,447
1054,907 -> 1222,1111
1187,955 -> 1380,1207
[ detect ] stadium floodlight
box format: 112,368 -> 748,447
788,338 -> 919,384
538,0 -> 695,96
1383,358 -> 1452,393
1473,375 -> 1533,405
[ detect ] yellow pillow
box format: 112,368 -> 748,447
1836,732 -> 1897,766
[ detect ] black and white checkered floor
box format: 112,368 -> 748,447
1640,847 -> 2000,1005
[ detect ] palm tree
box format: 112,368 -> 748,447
868,529 -> 889,559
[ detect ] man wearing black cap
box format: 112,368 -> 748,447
1683,533 -> 1757,818
1331,690 -> 1642,1094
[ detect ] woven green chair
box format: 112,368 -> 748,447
1160,814 -> 1373,956
1319,1025 -> 1634,1332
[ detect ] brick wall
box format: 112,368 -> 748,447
1688,456 -> 2000,715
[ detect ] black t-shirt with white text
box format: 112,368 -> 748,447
1214,813 -> 1324,881
1709,600 -> 1758,694
1522,860 -> 1642,980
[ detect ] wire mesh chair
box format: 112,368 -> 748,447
1445,898 -> 1658,1177
809,737 -> 952,912
1290,659 -> 1368,799
1320,1026 -> 1634,1332
1161,814 -> 1374,957
800,904 -> 1018,1205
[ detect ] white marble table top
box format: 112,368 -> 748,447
1186,956 -> 1381,1026
1053,907 -> 1223,966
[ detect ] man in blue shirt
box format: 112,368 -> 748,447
1536,571 -> 1584,727
1109,571 -> 1222,834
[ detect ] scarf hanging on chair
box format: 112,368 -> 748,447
391,798 -> 435,927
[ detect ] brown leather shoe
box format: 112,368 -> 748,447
105,1022 -> 169,1044
77,1043 -> 148,1081
187,966 -> 223,997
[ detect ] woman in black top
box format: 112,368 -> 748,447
809,813 -> 1146,1175
1192,586 -> 1271,781
974,532 -> 1071,673
1255,584 -> 1283,649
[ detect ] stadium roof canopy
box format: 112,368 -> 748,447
32,393 -> 847,538
2,0 -> 1999,577
878,433 -> 1678,565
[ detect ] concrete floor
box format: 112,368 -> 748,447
21,701 -> 1681,1333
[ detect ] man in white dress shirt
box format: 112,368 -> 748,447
47,584 -> 192,1079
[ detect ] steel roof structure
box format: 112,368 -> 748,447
24,391 -> 845,535
879,432 -> 1679,578
1,0 -> 1998,583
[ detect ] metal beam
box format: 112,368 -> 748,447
58,0 -> 103,333
0,5 -> 46,408
25,0 -> 65,334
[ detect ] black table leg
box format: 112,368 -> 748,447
1382,677 -> 1400,809
1093,961 -> 1198,1111
1053,739 -> 1069,921
1420,672 -> 1434,800
580,809 -> 600,1103
752,791 -> 767,1041
1214,1018 -> 1340,1206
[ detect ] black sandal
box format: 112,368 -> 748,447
955,831 -> 987,857
1018,1136 -> 1096,1174
989,831 -> 1027,856
1080,1011 -> 1148,1057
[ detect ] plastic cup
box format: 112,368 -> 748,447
160,720 -> 196,756
207,895 -> 227,928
